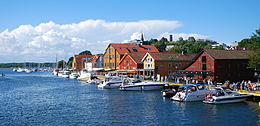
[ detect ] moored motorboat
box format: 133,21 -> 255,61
120,79 -> 165,91
77,71 -> 91,81
69,73 -> 79,79
53,69 -> 59,76
171,84 -> 212,102
16,68 -> 25,72
97,76 -> 122,89
203,87 -> 252,104
162,85 -> 180,97
61,70 -> 71,78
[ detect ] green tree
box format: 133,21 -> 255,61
149,39 -> 158,44
159,37 -> 168,43
58,60 -> 66,69
248,50 -> 260,71
67,57 -> 73,69
238,28 -> 260,71
79,50 -> 92,55
178,37 -> 184,41
188,36 -> 196,42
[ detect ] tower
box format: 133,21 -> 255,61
141,32 -> 144,42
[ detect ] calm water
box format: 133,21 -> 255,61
0,68 -> 259,126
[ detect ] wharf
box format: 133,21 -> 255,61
237,90 -> 260,102
237,90 -> 260,97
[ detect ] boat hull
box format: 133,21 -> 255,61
98,83 -> 121,89
203,94 -> 251,104
120,83 -> 165,91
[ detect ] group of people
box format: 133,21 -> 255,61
230,80 -> 258,91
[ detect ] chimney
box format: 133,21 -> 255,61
169,35 -> 173,41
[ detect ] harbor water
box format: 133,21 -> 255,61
0,68 -> 259,126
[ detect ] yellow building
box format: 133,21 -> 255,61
141,52 -> 195,77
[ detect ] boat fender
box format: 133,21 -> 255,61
204,93 -> 213,101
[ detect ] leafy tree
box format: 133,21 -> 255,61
58,60 -> 66,69
188,36 -> 196,42
149,39 -> 158,44
248,50 -> 260,71
67,57 -> 73,69
159,37 -> 168,43
214,46 -> 225,50
79,50 -> 92,55
238,28 -> 260,71
178,37 -> 184,41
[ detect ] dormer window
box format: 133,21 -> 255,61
132,48 -> 137,52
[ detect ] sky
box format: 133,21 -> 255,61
0,0 -> 259,63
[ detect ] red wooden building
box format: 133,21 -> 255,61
118,52 -> 146,70
179,49 -> 254,83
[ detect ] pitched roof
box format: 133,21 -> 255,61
110,44 -> 158,55
119,52 -> 147,64
147,52 -> 196,61
87,54 -> 103,62
74,55 -> 94,58
74,55 -> 94,62
203,49 -> 253,60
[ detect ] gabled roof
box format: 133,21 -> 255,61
142,52 -> 195,62
183,49 -> 254,70
109,44 -> 159,55
74,55 -> 94,62
119,52 -> 147,64
203,49 -> 253,60
74,55 -> 94,58
88,54 -> 103,62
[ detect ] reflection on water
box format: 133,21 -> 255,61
0,68 -> 259,126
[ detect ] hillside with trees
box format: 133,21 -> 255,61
238,28 -> 260,71
150,36 -> 224,54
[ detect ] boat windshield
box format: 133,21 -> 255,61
188,86 -> 197,92
132,80 -> 142,83
178,87 -> 186,92
223,88 -> 233,94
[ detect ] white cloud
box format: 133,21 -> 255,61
0,19 -> 207,62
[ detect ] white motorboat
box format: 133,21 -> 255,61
120,79 -> 165,91
57,71 -> 64,77
53,69 -> 59,76
69,73 -> 79,79
16,68 -> 25,72
171,84 -> 212,102
13,68 -> 17,72
61,70 -> 71,78
77,71 -> 91,81
203,87 -> 252,104
25,69 -> 33,73
97,76 -> 123,89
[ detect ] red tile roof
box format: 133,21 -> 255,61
74,55 -> 94,62
147,52 -> 195,61
119,52 -> 147,64
110,44 -> 159,55
203,49 -> 253,60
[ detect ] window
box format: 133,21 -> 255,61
151,64 -> 153,67
132,48 -> 137,52
148,64 -> 150,67
202,64 -> 207,70
168,63 -> 172,67
198,63 -> 201,69
208,64 -> 211,69
202,56 -> 206,63
109,49 -> 114,53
